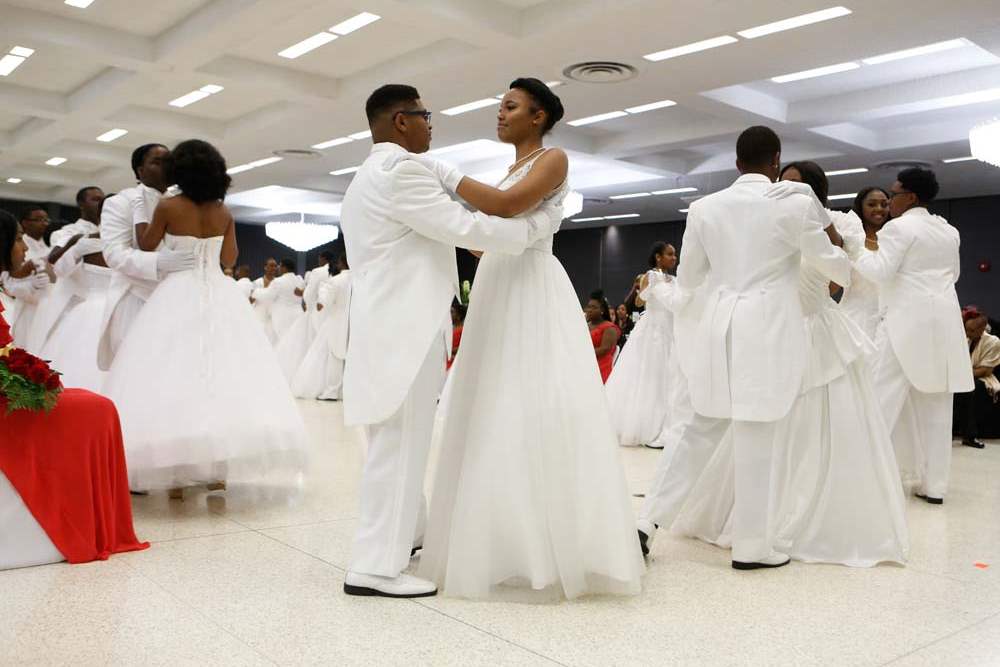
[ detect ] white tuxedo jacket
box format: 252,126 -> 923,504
675,174 -> 850,422
97,185 -> 162,369
319,269 -> 352,360
340,142 -> 544,425
854,207 -> 972,394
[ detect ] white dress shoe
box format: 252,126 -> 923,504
732,551 -> 791,571
343,572 -> 438,598
636,518 -> 657,557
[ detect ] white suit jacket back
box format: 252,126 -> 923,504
676,174 -> 850,422
340,142 -> 536,426
855,207 -> 972,393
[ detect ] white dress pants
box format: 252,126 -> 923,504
349,342 -> 445,577
873,341 -> 953,499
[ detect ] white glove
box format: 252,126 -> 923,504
29,271 -> 50,289
156,249 -> 197,275
409,155 -> 465,192
525,202 -> 565,243
71,237 -> 105,260
3,276 -> 34,299
765,180 -> 830,229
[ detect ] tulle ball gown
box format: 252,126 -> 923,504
604,269 -> 675,447
419,154 -> 645,600
673,258 -> 909,567
103,234 -> 308,491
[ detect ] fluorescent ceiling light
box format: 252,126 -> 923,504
572,217 -> 605,222
738,6 -> 852,39
330,12 -> 381,36
644,35 -> 738,62
772,61 -> 859,83
828,193 -> 858,201
625,99 -> 676,114
169,90 -> 210,107
609,192 -> 651,200
862,39 -> 966,66
349,130 -> 372,140
201,84 -> 224,94
45,157 -> 67,166
442,98 -> 499,116
6,178 -> 22,184
312,136 -> 353,150
679,208 -> 690,213
652,187 -> 698,195
10,46 -> 34,58
278,32 -> 338,59
96,128 -> 129,142
605,213 -> 640,220
227,156 -> 282,175
825,167 -> 868,176
64,0 -> 96,7
942,156 -> 977,163
0,55 -> 26,77
546,81 -> 563,88
331,166 -> 360,176
266,222 -> 340,252
864,87 -> 1000,119
568,110 -> 629,127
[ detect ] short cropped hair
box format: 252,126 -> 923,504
736,126 -> 781,168
897,167 -> 939,204
279,258 -> 296,272
76,186 -> 102,206
131,143 -> 168,180
365,84 -> 420,124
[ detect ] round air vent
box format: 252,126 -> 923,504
272,149 -> 322,160
871,159 -> 934,171
563,61 -> 638,84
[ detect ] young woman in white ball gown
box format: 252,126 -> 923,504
605,242 -> 678,447
103,140 -> 308,497
418,78 -> 644,600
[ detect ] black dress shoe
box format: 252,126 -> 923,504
962,438 -> 986,449
732,556 -> 791,571
410,545 -> 423,558
916,493 -> 944,505
637,530 -> 650,557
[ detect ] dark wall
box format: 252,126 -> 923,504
233,223 -> 346,279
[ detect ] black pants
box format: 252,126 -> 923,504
954,382 -> 996,440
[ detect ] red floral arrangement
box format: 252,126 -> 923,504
0,301 -> 62,413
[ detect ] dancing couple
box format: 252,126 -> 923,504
339,81 -> 645,599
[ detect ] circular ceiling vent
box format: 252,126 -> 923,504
871,159 -> 934,170
563,61 -> 638,84
272,148 -> 322,160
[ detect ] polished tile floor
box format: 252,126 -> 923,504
3,400 -> 999,666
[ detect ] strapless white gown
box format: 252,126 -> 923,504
103,234 -> 308,490
419,154 -> 645,600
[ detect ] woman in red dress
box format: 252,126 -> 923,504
585,291 -> 620,383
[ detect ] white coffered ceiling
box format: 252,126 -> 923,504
1,0 -> 999,227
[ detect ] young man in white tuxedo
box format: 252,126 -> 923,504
855,168 -> 973,504
636,126 -> 850,570
98,144 -> 197,370
340,84 -> 565,598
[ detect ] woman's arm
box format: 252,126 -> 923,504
455,149 -> 568,217
634,272 -> 651,308
974,365 -> 995,379
221,213 -> 238,269
595,326 -> 619,357
138,200 -> 171,251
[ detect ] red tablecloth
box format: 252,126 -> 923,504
0,389 -> 149,564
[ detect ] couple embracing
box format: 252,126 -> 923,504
340,81 -> 644,600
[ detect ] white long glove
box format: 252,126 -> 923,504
764,180 -> 830,226
3,273 -> 46,299
525,201 -> 566,244
408,155 -> 465,192
71,237 -> 105,260
156,249 -> 197,275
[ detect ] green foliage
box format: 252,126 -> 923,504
0,364 -> 59,414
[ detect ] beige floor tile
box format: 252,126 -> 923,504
889,611 -> 1000,666
261,518 -> 358,570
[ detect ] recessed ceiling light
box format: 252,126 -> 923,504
605,213 -> 640,220
168,84 -> 224,108
738,6 -> 852,40
6,177 -> 22,184
330,12 -> 381,36
312,137 -> 353,150
862,39 -> 966,66
45,157 -> 67,166
331,166 -> 360,176
679,208 -> 690,213
828,193 -> 858,201
825,167 -> 868,176
0,55 -> 27,77
652,187 -> 699,195
278,32 -> 338,59
625,99 -> 676,114
864,87 -> 1000,119
96,128 -> 129,142
609,192 -> 652,200
572,217 -> 605,222
64,0 -> 96,7
200,84 -> 224,94
9,46 -> 34,58
772,61 -> 860,83
348,130 -> 372,140
643,35 -> 738,62
228,156 -> 283,175
942,156 -> 977,163
568,110 -> 629,127
546,81 -> 564,88
442,98 -> 500,116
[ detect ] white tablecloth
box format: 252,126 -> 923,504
0,472 -> 63,570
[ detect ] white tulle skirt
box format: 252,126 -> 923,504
290,315 -> 344,400
39,266 -> 109,393
275,312 -> 312,384
605,309 -> 674,447
103,270 -> 308,491
419,248 -> 645,600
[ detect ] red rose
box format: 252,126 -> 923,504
27,361 -> 49,385
45,373 -> 62,391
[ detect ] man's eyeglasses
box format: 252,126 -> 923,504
395,110 -> 432,122
890,190 -> 913,199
